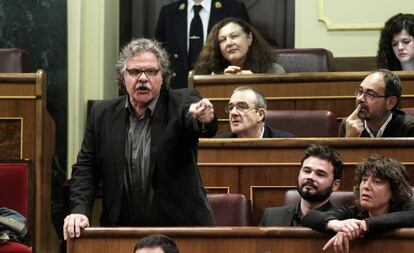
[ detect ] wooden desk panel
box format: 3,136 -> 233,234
67,227 -> 414,253
198,138 -> 414,223
190,71 -> 414,121
0,71 -> 58,253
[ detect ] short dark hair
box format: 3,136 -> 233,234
354,154 -> 413,212
375,69 -> 402,111
300,144 -> 343,180
133,234 -> 179,253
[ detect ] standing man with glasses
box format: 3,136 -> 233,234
63,38 -> 217,240
339,69 -> 414,137
216,86 -> 294,138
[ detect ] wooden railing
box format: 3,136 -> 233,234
67,227 -> 414,253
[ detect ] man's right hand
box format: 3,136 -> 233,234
345,104 -> 364,137
63,214 -> 90,240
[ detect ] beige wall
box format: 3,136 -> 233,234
295,0 -> 414,57
67,0 -> 119,175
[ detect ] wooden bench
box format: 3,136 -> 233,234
0,70 -> 58,253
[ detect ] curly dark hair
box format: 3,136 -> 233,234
300,144 -> 343,181
193,17 -> 277,74
354,154 -> 413,212
377,13 -> 414,70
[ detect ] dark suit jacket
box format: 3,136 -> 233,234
155,0 -> 249,89
260,201 -> 334,226
339,110 -> 414,137
70,86 -> 217,226
216,125 -> 295,138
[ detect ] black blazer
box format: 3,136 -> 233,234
155,0 -> 250,89
216,125 -> 295,138
70,86 -> 217,226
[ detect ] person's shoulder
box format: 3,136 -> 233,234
215,132 -> 235,138
268,63 -> 286,74
261,204 -> 296,226
264,204 -> 295,214
266,125 -> 295,137
221,0 -> 246,6
159,0 -> 183,10
92,96 -> 125,111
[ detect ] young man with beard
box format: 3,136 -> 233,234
339,69 -> 414,137
260,144 -> 343,226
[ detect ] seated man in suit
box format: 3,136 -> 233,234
216,86 -> 294,138
260,144 -> 343,226
133,234 -> 179,253
340,69 -> 414,137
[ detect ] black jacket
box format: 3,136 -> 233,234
70,86 -> 217,226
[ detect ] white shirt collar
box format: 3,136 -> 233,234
187,0 -> 211,14
365,112 -> 393,137
259,126 -> 265,138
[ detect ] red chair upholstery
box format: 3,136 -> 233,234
207,193 -> 252,226
0,48 -> 30,72
0,160 -> 33,252
283,190 -> 356,208
265,110 -> 338,137
401,107 -> 414,117
274,48 -> 335,72
0,242 -> 31,253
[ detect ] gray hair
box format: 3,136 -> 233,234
116,38 -> 172,91
233,86 -> 267,109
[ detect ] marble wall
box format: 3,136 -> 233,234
0,0 -> 67,237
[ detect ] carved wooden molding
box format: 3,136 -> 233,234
317,0 -> 382,31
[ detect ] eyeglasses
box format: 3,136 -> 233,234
354,89 -> 388,101
225,102 -> 261,113
125,68 -> 160,78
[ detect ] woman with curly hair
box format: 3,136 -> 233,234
377,13 -> 414,71
193,17 -> 285,75
302,154 -> 414,253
